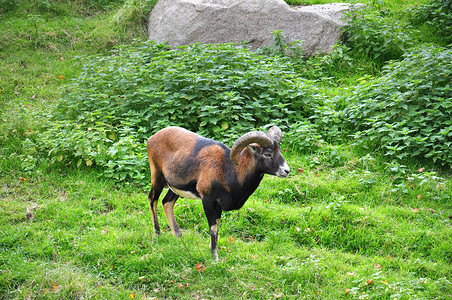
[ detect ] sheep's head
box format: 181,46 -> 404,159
230,126 -> 290,178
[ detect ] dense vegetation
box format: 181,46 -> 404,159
1,0 -> 451,299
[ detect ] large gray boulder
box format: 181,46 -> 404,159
147,0 -> 358,56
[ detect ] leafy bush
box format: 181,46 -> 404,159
113,0 -> 157,27
284,121 -> 324,153
344,6 -> 415,64
39,41 -> 318,184
0,0 -> 17,14
258,30 -> 304,59
410,0 -> 452,44
344,45 -> 452,167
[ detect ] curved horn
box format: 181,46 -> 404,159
267,126 -> 282,144
230,131 -> 273,165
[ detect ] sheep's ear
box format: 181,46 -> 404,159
267,126 -> 282,144
247,145 -> 261,155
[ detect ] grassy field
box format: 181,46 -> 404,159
1,0 -> 451,299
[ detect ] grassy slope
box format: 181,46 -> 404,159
1,0 -> 451,299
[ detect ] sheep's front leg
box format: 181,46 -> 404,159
202,198 -> 222,261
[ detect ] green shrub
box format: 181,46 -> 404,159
344,45 -> 452,167
113,0 -> 157,25
258,30 -> 304,59
0,0 -> 17,14
39,41 -> 318,184
410,0 -> 452,44
344,6 -> 415,64
284,121 -> 324,153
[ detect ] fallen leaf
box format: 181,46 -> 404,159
130,250 -> 136,255
32,94 -> 38,99
314,173 -> 319,177
139,276 -> 145,281
228,236 -> 235,244
102,229 -> 108,235
178,283 -> 189,290
366,279 -> 374,286
297,168 -> 303,174
412,208 -> 419,213
345,288 -> 350,295
57,75 -> 65,80
384,242 -> 391,247
60,57 -> 65,61
19,177 -> 27,181
374,263 -> 382,270
417,194 -> 423,200
52,283 -> 60,293
417,167 -> 425,172
346,272 -> 356,276
428,208 -> 435,213
381,280 -> 389,285
274,293 -> 283,299
129,294 -> 136,299
153,288 -> 160,293
195,263 -> 205,272
169,280 -> 175,284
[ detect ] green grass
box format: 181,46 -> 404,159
1,154 -> 451,299
1,0 -> 451,299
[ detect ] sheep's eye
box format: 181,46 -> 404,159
263,153 -> 273,159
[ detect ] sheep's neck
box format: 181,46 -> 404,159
225,150 -> 264,210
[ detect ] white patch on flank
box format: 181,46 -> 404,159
168,185 -> 200,199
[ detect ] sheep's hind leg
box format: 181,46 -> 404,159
148,187 -> 163,235
162,190 -> 181,237
149,164 -> 166,235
